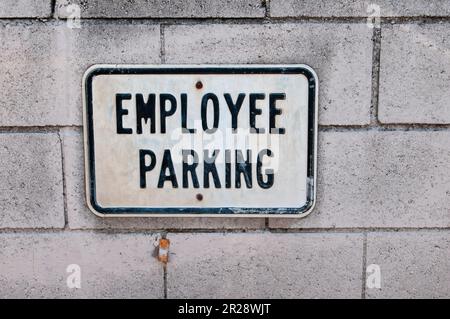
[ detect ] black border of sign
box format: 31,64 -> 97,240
84,65 -> 318,217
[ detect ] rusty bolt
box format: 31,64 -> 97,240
195,81 -> 203,89
158,238 -> 170,264
196,193 -> 203,201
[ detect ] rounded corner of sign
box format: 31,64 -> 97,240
85,197 -> 107,218
298,64 -> 318,80
279,196 -> 317,219
82,64 -> 108,84
297,199 -> 317,218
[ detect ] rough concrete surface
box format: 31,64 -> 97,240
366,231 -> 450,298
379,23 -> 450,123
55,0 -> 265,18
270,0 -> 450,17
0,0 -> 52,18
0,133 -> 64,229
0,232 -> 164,298
167,233 -> 364,298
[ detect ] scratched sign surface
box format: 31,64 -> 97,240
83,65 -> 318,217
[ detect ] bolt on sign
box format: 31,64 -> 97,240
83,65 -> 318,217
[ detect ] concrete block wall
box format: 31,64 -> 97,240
1,0 -> 450,298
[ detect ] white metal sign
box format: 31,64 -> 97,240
83,65 -> 318,217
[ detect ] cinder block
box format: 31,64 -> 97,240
61,129 -> 265,229
270,131 -> 450,229
0,232 -> 164,298
0,133 -> 64,229
0,0 -> 51,17
0,21 -> 160,127
55,0 -> 265,18
270,0 -> 450,17
366,231 -> 450,298
379,23 -> 450,123
165,23 -> 373,125
167,232 -> 363,298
